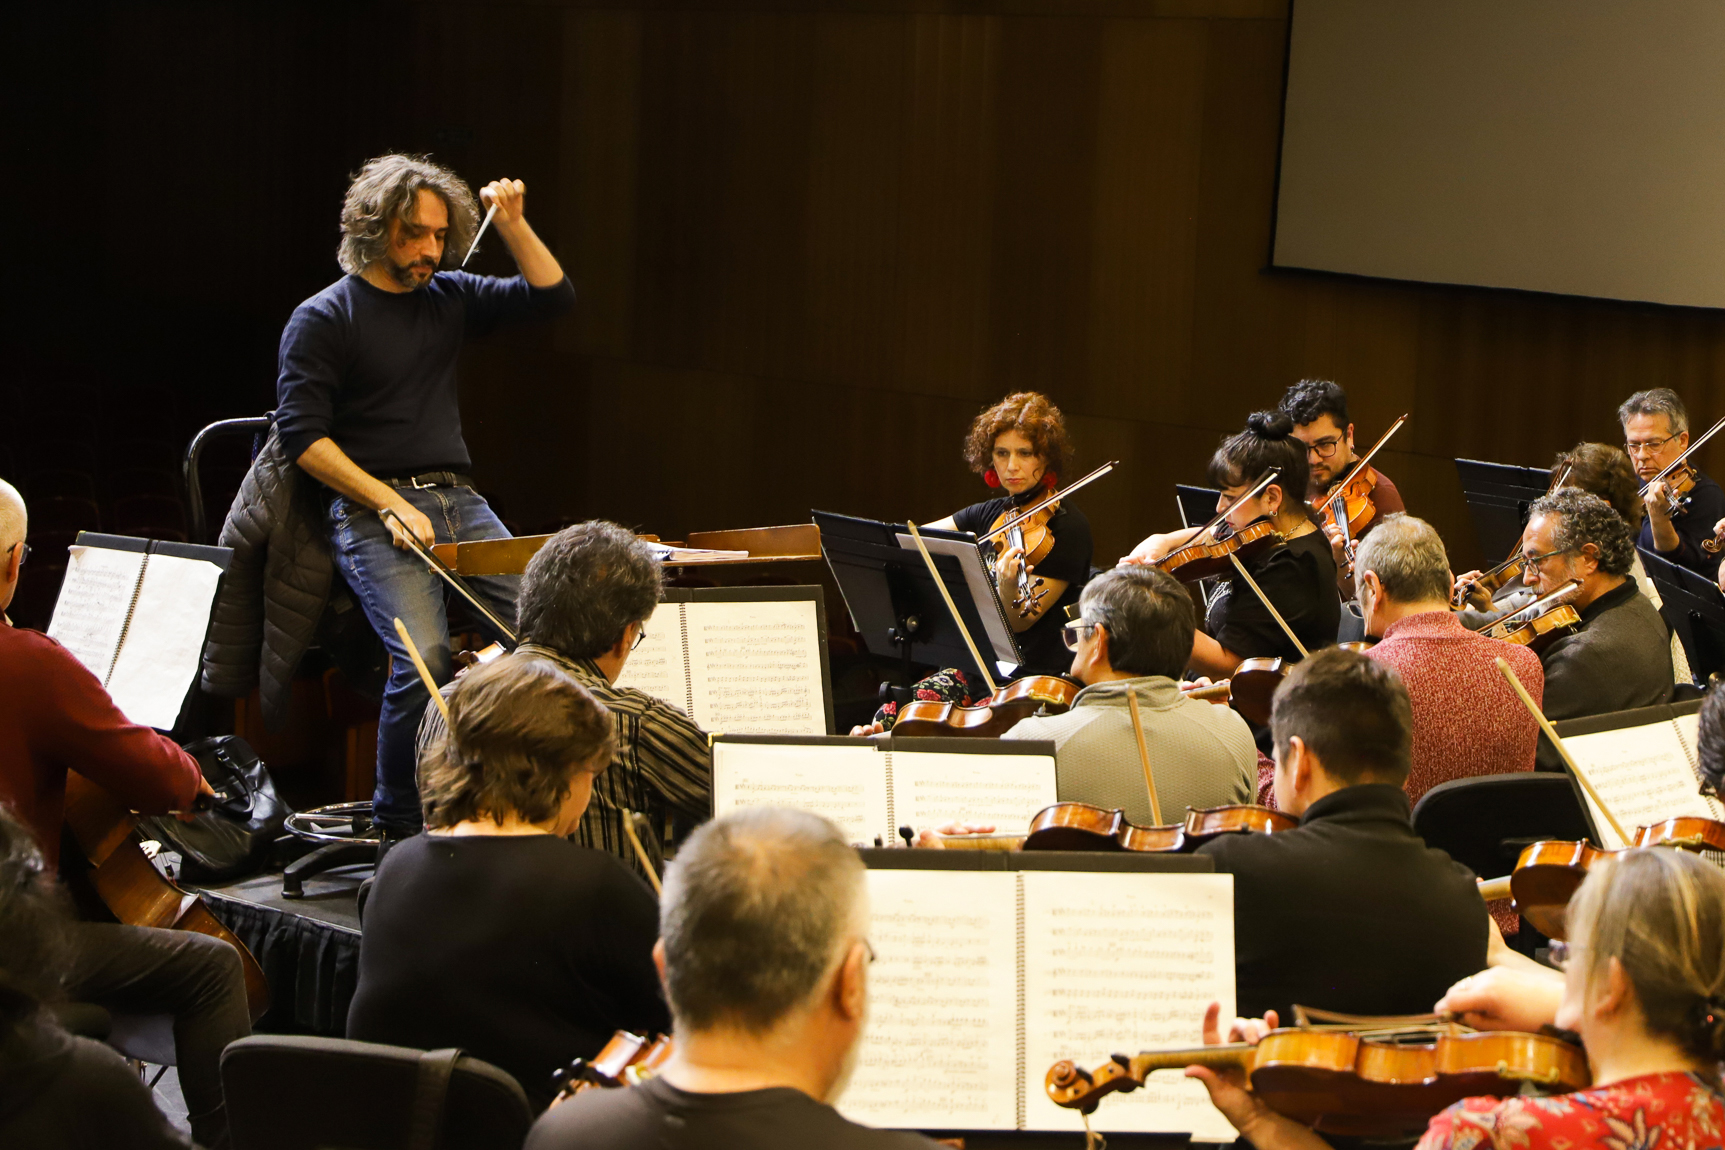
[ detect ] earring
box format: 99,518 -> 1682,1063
984,469 -> 1002,488
1043,472 -> 1059,490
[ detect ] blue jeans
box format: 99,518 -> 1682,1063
327,485 -> 519,830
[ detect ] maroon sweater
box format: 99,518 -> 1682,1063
0,623 -> 200,868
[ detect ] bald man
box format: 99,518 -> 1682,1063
0,479 -> 250,1148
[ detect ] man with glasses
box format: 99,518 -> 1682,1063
1000,566 -> 1255,824
1279,378 -> 1406,529
1518,488 -> 1673,769
1618,388 -> 1724,579
527,807 -> 941,1150
416,521 -> 711,878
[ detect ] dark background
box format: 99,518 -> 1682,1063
8,0 -> 1725,634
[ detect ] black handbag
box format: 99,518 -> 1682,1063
139,736 -> 289,880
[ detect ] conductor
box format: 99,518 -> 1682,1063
274,154 -> 575,839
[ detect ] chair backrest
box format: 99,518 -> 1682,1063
222,1035 -> 534,1150
1411,772 -> 1595,881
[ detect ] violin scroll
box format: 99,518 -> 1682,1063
1045,1056 -> 1142,1114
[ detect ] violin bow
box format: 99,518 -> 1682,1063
1639,414 -> 1725,494
1324,413 -> 1409,502
978,460 -> 1119,545
905,521 -> 1002,695
1227,551 -> 1309,659
1494,657 -> 1630,845
393,617 -> 453,724
380,509 -> 520,646
1178,467 -> 1282,551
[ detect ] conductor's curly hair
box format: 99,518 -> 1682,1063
961,393 -> 1073,482
337,154 -> 480,276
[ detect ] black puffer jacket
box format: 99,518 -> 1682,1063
199,428 -> 333,729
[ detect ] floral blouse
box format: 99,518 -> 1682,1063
1416,1071 -> 1724,1150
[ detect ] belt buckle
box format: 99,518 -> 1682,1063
410,475 -> 434,490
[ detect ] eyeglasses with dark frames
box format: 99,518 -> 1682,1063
1303,435 -> 1344,460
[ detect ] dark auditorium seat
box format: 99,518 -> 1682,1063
1411,772 -> 1596,883
222,1035 -> 534,1150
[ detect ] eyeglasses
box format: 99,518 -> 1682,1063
1625,433 -> 1680,458
631,624 -> 648,651
1061,620 -> 1101,651
7,542 -> 27,567
1519,545 -> 1575,569
1548,939 -> 1575,970
1303,435 -> 1344,460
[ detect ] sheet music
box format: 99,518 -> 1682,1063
613,602 -> 688,713
47,545 -> 146,682
1564,723 -> 1721,849
839,870 -> 1021,1131
687,600 -> 825,734
1020,871 -> 1237,1139
105,553 -> 225,730
892,751 -> 1058,833
893,531 -> 1020,672
711,742 -> 887,845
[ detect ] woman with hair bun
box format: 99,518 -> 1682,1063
1124,411 -> 1340,680
1191,847 -> 1725,1150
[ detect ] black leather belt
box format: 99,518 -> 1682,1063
377,471 -> 474,490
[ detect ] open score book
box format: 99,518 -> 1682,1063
1555,703 -> 1723,849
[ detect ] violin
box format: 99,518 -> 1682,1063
889,675 -> 1080,738
1047,1019 -> 1589,1139
553,1029 -> 673,1100
1155,518 -> 1283,584
63,772 -> 271,1023
976,461 -> 1119,620
1472,579 -> 1583,655
1181,657 -> 1288,727
1637,414 -> 1725,519
1312,414 -> 1408,571
1016,801 -> 1295,853
1509,816 -> 1725,939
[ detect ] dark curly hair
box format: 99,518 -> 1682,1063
1554,442 -> 1645,532
338,154 -> 481,276
961,392 -> 1073,482
1528,488 -> 1636,577
0,806 -> 72,1029
1278,379 -> 1350,429
519,521 -> 663,660
1207,410 -> 1311,506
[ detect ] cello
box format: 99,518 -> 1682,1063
63,771 -> 271,1023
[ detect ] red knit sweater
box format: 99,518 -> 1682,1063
0,623 -> 201,868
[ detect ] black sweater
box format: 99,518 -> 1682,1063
348,834 -> 668,1110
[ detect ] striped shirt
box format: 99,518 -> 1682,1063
416,644 -> 712,878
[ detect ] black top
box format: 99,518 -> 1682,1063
347,833 -> 668,1110
1204,527 -> 1341,662
0,1017 -> 190,1149
525,1075 -> 942,1150
1638,470 -> 1725,580
1197,784 -> 1488,1023
953,496 -> 1093,673
1537,578 -> 1675,770
275,271 -> 577,474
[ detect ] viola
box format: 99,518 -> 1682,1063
1510,816 -> 1725,939
889,675 -> 1080,738
1046,1020 -> 1589,1139
1015,801 -> 1295,853
554,1029 -> 673,1100
1181,657 -> 1288,727
1155,519 -> 1283,584
63,772 -> 271,1023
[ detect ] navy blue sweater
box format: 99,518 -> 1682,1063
275,271 -> 576,476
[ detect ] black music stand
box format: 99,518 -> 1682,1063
1454,459 -> 1552,562
1175,484 -> 1220,529
813,511 -> 1020,684
1639,547 -> 1725,683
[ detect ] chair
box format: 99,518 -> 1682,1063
1411,772 -> 1596,883
221,1035 -> 534,1150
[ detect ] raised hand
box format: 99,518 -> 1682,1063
479,178 -> 526,225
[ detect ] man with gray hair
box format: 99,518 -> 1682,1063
418,521 -> 711,876
1000,565 -> 1255,824
1352,514 -> 1543,804
525,807 -> 939,1149
1518,488 -> 1673,768
1619,387 -> 1724,579
274,153 -> 575,836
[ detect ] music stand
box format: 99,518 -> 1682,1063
1454,459 -> 1552,562
1176,484 -> 1220,529
1638,547 -> 1725,683
813,511 -> 1021,683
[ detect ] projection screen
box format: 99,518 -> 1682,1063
1273,1 -> 1725,309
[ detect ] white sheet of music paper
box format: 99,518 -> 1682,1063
1563,723 -> 1722,850
710,741 -> 887,846
686,600 -> 825,735
839,870 -> 1021,1131
891,750 -> 1057,833
1020,871 -> 1238,1139
613,602 -> 688,712
105,553 -> 225,730
47,545 -> 146,683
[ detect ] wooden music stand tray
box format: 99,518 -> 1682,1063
431,523 -> 823,577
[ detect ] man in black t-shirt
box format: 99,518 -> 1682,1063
526,808 -> 938,1150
